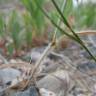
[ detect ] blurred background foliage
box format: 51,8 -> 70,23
73,2 -> 96,30
0,0 -> 96,57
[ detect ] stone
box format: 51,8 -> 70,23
37,70 -> 70,95
30,51 -> 41,63
0,86 -> 6,96
13,86 -> 39,96
0,68 -> 21,85
39,88 -> 56,96
77,61 -> 96,72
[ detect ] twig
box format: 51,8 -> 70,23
0,63 -> 32,69
29,42 -> 53,79
76,30 -> 96,35
31,0 -> 67,75
26,0 -> 67,87
0,0 -> 65,92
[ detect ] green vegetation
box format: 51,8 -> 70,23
73,2 -> 96,30
0,0 -> 96,57
0,14 -> 6,38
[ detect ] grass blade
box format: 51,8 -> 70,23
51,0 -> 96,62
53,0 -> 67,40
35,0 -> 77,41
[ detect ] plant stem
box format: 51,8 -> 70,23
35,1 -> 77,41
31,0 -> 67,78
51,0 -> 96,62
29,42 -> 53,80
53,0 -> 66,40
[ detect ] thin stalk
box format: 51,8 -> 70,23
53,0 -> 66,40
51,0 -> 96,62
26,0 -> 75,87
35,1 -> 96,85
30,0 -> 66,79
35,0 -> 77,41
29,43 -> 53,80
51,0 -> 80,40
23,42 -> 55,88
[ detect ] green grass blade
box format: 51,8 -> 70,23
51,0 -> 72,30
51,0 -> 96,62
0,14 -> 5,37
35,0 -> 77,41
21,0 -> 45,35
53,0 -> 67,41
